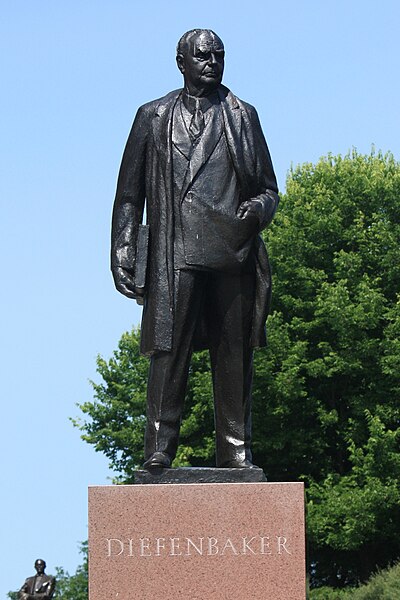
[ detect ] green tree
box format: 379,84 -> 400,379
262,150 -> 400,586
74,150 -> 400,586
310,561 -> 400,599
54,542 -> 88,599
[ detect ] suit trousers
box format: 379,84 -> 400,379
144,267 -> 255,466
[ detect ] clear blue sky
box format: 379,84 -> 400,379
1,0 -> 400,596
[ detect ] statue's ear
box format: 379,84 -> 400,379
176,53 -> 185,74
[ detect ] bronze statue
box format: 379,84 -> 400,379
18,559 -> 55,599
111,29 -> 279,470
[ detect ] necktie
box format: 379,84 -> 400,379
189,99 -> 205,141
35,575 -> 43,592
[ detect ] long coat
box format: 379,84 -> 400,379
111,85 -> 279,356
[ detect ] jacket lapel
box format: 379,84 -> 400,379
172,105 -> 192,160
218,86 -> 246,188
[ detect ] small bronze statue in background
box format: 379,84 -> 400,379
18,559 -> 55,599
111,29 -> 279,470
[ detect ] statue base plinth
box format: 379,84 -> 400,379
134,466 -> 267,484
88,481 -> 306,599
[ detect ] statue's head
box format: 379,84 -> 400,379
176,29 -> 224,96
34,559 -> 46,574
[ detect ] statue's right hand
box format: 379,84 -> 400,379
112,267 -> 144,300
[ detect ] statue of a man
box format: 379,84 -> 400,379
111,29 -> 279,470
18,559 -> 55,599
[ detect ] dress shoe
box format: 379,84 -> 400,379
219,459 -> 258,469
143,452 -> 172,470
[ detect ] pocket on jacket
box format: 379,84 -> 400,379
180,198 -> 257,271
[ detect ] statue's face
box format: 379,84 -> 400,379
178,31 -> 224,95
35,560 -> 45,574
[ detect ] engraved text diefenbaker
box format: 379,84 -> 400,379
105,535 -> 292,557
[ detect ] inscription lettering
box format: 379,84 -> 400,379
277,536 -> 291,555
107,538 -> 124,557
105,535 -> 292,558
139,538 -> 151,557
242,536 -> 257,555
221,538 -> 238,555
155,537 -> 166,556
186,537 -> 204,555
260,536 -> 272,555
170,537 -> 182,556
208,537 -> 219,555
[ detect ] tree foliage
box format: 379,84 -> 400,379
53,542 -> 88,599
266,150 -> 400,586
310,561 -> 400,599
74,150 -> 400,586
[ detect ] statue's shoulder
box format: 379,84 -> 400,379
137,89 -> 181,118
218,85 -> 257,118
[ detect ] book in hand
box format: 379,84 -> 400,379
135,224 -> 149,304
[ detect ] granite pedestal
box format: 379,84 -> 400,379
88,474 -> 306,599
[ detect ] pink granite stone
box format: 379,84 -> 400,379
88,482 -> 306,599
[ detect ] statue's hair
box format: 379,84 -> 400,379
176,29 -> 223,57
35,559 -> 46,567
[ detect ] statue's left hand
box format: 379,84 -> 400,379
112,266 -> 145,300
237,200 -> 263,227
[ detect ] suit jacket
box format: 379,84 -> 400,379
19,574 -> 55,598
111,85 -> 279,355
